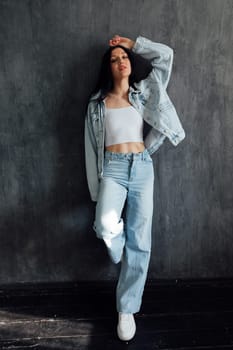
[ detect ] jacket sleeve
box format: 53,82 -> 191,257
84,105 -> 99,202
132,36 -> 174,89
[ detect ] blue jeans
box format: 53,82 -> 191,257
94,149 -> 154,313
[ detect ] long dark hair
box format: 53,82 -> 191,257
92,45 -> 153,100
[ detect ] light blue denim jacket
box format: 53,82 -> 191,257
85,36 -> 185,201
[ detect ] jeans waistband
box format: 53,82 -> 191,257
105,148 -> 150,161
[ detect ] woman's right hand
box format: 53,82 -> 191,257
109,35 -> 135,49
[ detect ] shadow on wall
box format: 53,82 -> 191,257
51,48 -> 111,278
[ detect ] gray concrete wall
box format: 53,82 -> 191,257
0,0 -> 232,284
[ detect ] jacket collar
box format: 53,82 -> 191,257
89,86 -> 141,101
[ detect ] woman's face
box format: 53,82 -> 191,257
110,47 -> 131,81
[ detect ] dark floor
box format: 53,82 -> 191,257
0,279 -> 233,349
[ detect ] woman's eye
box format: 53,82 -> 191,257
110,55 -> 128,63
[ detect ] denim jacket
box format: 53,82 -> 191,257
85,36 -> 185,201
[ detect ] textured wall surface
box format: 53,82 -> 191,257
0,0 -> 232,284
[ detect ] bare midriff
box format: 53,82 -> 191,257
106,142 -> 145,154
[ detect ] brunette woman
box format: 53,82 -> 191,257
85,35 -> 185,341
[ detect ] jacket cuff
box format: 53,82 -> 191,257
132,35 -> 173,59
132,36 -> 146,52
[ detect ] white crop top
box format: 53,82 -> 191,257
105,106 -> 143,147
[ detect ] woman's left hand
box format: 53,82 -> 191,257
109,35 -> 135,49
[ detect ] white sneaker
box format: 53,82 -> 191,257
117,313 -> 136,341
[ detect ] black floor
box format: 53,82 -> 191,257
1,279 -> 233,349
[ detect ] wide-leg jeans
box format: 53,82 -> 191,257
94,149 -> 154,313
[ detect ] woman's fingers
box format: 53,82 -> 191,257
109,35 -> 121,46
109,35 -> 134,49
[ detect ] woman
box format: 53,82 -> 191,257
85,35 -> 185,341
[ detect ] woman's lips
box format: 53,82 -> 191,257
119,65 -> 127,71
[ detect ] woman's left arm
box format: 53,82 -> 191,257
133,36 -> 174,89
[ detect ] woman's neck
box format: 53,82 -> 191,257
110,79 -> 129,98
